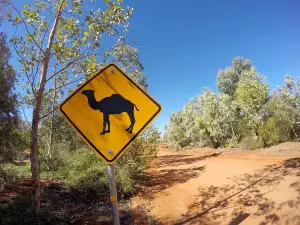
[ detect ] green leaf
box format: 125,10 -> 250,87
73,40 -> 83,45
89,24 -> 94,33
15,16 -> 22,23
83,31 -> 89,37
85,16 -> 91,22
88,62 -> 97,69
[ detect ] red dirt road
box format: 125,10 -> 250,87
132,143 -> 300,225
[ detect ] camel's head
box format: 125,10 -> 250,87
81,89 -> 95,97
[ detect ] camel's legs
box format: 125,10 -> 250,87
101,113 -> 110,135
106,115 -> 110,133
127,109 -> 135,133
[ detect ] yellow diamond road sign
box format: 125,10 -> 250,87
59,63 -> 162,164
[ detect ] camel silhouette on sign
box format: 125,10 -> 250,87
81,89 -> 139,135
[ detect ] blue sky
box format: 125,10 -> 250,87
125,0 -> 300,133
2,0 -> 300,133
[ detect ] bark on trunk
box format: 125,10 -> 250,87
29,1 -> 64,214
30,106 -> 41,214
47,73 -> 57,160
290,121 -> 299,140
47,114 -> 54,159
30,47 -> 50,213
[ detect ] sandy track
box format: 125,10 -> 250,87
132,143 -> 300,225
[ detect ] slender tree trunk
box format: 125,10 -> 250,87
30,47 -> 51,213
230,122 -> 237,143
30,88 -> 44,214
47,110 -> 54,160
29,2 -> 64,214
289,120 -> 298,140
47,73 -> 57,160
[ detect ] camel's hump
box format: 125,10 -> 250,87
110,94 -> 126,99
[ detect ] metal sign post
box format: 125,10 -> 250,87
108,163 -> 120,225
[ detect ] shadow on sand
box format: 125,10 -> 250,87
175,157 -> 300,225
136,166 -> 206,200
153,153 -> 221,168
135,153 -> 222,200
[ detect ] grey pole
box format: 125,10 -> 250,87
108,163 -> 120,225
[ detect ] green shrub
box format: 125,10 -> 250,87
258,116 -> 292,147
59,126 -> 160,196
116,138 -> 158,193
0,163 -> 31,177
60,149 -> 108,189
0,163 -> 31,191
39,142 -> 72,179
0,129 -> 30,163
224,136 -> 239,148
239,135 -> 263,150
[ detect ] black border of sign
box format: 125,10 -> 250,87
59,63 -> 162,163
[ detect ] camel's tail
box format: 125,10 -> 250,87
134,104 -> 139,111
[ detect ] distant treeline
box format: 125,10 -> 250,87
164,57 -> 300,150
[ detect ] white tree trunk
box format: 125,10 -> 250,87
30,89 -> 44,214
47,73 -> 57,161
29,1 -> 64,214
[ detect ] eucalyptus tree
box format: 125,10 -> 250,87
8,0 -> 133,213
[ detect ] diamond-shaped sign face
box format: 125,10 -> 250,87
58,63 -> 161,164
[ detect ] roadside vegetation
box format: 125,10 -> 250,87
164,57 -> 300,150
0,1 -> 160,223
0,0 -> 299,224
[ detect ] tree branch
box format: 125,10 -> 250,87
20,103 -> 32,128
46,1 -> 65,55
45,53 -> 89,82
46,61 -> 73,82
32,16 -> 53,83
25,70 -> 37,96
10,3 -> 45,55
33,60 -> 42,86
62,9 -> 81,20
11,43 -> 37,96
44,77 -> 84,96
41,77 -> 85,120
12,26 -> 36,97
41,17 -> 54,49
39,106 -> 58,120
38,0 -> 65,93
